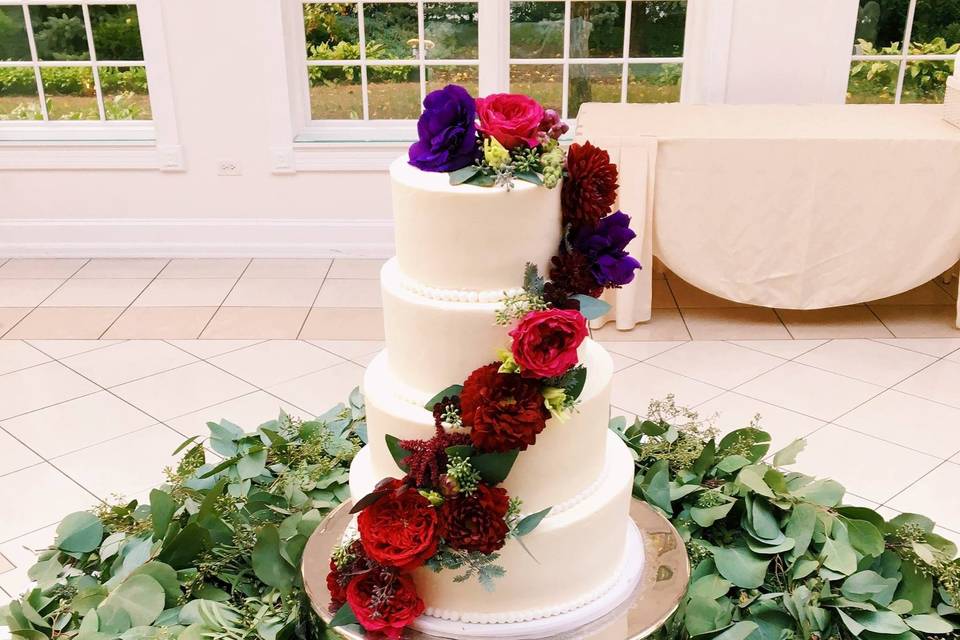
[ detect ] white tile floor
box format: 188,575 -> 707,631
0,336 -> 958,604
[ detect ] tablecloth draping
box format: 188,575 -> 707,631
575,104 -> 960,330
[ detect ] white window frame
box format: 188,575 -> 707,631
0,0 -> 182,170
277,0 -> 695,171
849,0 -> 960,104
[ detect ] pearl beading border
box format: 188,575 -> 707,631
397,271 -> 522,303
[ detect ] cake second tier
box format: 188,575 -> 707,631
359,338 -> 614,514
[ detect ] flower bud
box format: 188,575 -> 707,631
483,137 -> 510,169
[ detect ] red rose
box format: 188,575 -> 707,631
346,568 -> 425,639
476,93 -> 545,149
509,308 -> 588,378
562,141 -> 619,229
440,484 -> 510,554
460,363 -> 550,452
357,479 -> 442,570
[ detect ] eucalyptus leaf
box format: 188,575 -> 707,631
55,512 -> 104,554
329,602 -> 359,628
843,518 -> 885,558
514,507 -> 551,537
448,165 -> 480,186
772,439 -> 805,467
713,546 -> 770,589
149,490 -> 175,541
569,294 -> 611,321
690,500 -> 735,527
470,449 -> 520,485
99,575 -> 165,627
905,613 -> 954,634
252,526 -> 296,592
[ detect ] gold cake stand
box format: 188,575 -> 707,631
302,499 -> 690,640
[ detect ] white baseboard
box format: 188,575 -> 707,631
0,218 -> 396,258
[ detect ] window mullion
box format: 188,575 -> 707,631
417,0 -> 426,106
21,2 -> 49,121
561,0 -> 571,118
81,2 -> 106,121
478,0 -> 507,95
620,0 -> 633,103
895,0 -> 918,104
357,1 -> 370,120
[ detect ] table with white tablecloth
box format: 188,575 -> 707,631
575,104 -> 960,329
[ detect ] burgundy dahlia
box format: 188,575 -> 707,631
440,484 -> 510,554
561,142 -> 619,230
548,251 -> 604,299
460,363 -> 550,452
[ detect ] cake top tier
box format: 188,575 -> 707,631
390,157 -> 562,293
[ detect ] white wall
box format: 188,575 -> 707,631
0,0 -> 863,257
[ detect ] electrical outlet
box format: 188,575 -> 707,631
217,159 -> 241,176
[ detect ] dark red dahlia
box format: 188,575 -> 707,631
440,484 -> 510,554
548,251 -> 604,299
460,363 -> 550,453
561,141 -> 619,229
399,422 -> 471,488
327,540 -> 368,612
346,567 -> 425,639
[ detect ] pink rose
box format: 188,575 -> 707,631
476,93 -> 545,149
509,309 -> 588,379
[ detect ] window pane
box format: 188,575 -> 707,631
30,5 -> 90,61
846,59 -> 899,103
902,59 -> 955,104
569,63 -> 621,118
627,63 -> 680,102
367,65 -> 420,119
304,3 -> 360,61
364,3 -> 418,61
308,65 -> 362,119
853,0 -> 907,54
426,64 -> 478,95
424,3 -> 478,59
89,5 -> 143,60
570,1 -> 625,58
510,2 -> 564,58
100,65 -> 150,119
510,64 -> 562,111
0,6 -> 31,61
0,69 -> 41,120
911,0 -> 960,48
41,66 -> 98,119
630,0 -> 686,57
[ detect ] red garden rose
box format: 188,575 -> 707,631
357,478 -> 442,570
440,484 -> 510,554
562,141 -> 619,229
509,308 -> 588,379
346,567 -> 425,639
327,540 -> 368,612
476,93 -> 545,149
327,558 -> 348,612
460,363 -> 550,452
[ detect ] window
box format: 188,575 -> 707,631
302,1 -> 480,122
297,0 -> 688,137
848,0 -> 960,104
0,1 -> 151,122
509,0 -> 687,119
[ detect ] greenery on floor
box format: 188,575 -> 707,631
2,392 -> 958,640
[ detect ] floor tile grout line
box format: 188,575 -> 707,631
663,279 -> 693,340
866,336 -> 960,359
862,302 -> 896,338
724,338 -> 827,362
162,338 -> 269,360
602,340 -> 686,363
880,458 -> 960,509
196,259 -> 252,338
164,338 -> 349,398
296,259 -> 335,339
0,386 -> 103,424
770,308 -> 796,339
820,419 -> 955,462
0,259 -> 90,339
26,338 -> 129,361
97,259 -> 171,339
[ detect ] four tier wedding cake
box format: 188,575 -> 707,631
323,85 -> 645,639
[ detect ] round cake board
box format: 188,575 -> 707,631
302,499 -> 690,640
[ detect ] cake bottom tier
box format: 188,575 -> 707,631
348,429 -> 637,624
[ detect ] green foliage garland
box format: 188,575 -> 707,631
2,392 -> 958,640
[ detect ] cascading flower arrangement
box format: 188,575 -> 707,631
326,85 -> 644,637
327,310 -> 589,637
